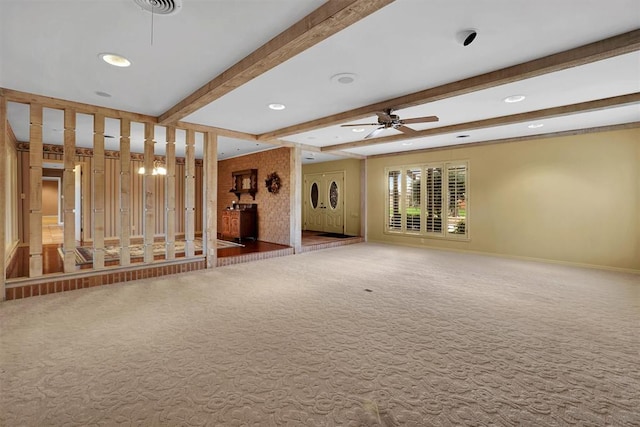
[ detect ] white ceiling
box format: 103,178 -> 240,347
1,0 -> 639,163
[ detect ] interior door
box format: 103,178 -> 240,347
323,172 -> 344,234
304,174 -> 324,231
304,172 -> 344,234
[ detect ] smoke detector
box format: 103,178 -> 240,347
133,0 -> 182,15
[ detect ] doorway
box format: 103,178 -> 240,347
304,171 -> 344,234
42,177 -> 62,245
40,162 -> 83,244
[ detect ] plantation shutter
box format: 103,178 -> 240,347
405,168 -> 421,232
447,164 -> 467,235
387,169 -> 402,231
425,167 -> 443,233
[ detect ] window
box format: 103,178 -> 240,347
388,170 -> 402,231
385,162 -> 468,238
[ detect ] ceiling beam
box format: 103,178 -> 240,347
176,121 -> 257,141
259,29 -> 640,141
367,122 -> 640,159
259,137 -> 366,159
0,88 -> 158,123
321,92 -> 640,151
158,0 -> 395,125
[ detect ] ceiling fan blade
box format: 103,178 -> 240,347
340,123 -> 380,127
397,125 -> 419,136
401,115 -> 439,125
376,110 -> 393,122
364,127 -> 385,139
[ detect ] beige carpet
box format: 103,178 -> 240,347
1,243 -> 639,425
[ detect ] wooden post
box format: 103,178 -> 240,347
204,132 -> 218,268
289,146 -> 302,253
143,123 -> 155,264
119,119 -> 131,266
63,109 -> 77,273
185,129 -> 196,257
0,96 -> 7,299
92,114 -> 105,269
28,104 -> 44,277
165,126 -> 176,260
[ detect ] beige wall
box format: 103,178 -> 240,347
41,180 -> 58,216
367,128 -> 640,272
302,158 -> 362,236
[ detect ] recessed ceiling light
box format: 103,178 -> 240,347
457,134 -> 470,138
528,123 -> 544,129
95,91 -> 112,98
401,142 -> 413,146
331,73 -> 357,84
268,103 -> 286,111
504,95 -> 526,103
352,128 -> 366,133
99,53 -> 131,67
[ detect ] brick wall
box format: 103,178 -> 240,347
218,148 -> 291,246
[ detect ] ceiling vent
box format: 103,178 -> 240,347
133,0 -> 182,15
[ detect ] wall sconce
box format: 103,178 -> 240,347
138,160 -> 167,176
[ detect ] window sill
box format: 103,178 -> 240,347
384,230 -> 471,242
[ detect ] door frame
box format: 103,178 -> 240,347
303,170 -> 346,234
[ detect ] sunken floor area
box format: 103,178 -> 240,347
1,243 -> 638,425
6,231 -> 362,279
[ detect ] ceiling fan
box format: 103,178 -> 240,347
341,108 -> 439,139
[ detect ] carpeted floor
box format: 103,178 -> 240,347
1,243 -> 639,425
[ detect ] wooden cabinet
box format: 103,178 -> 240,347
221,204 -> 257,241
230,169 -> 258,200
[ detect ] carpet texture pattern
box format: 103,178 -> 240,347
1,243 -> 639,425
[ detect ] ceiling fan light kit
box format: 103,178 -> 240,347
341,108 -> 439,139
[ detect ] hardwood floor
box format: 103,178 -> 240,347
216,239 -> 289,258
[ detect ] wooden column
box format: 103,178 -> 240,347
92,114 -> 105,269
204,132 -> 218,268
63,109 -> 76,273
119,119 -> 131,266
165,126 -> 176,259
143,123 -> 155,264
29,104 -> 44,277
0,96 -> 7,299
184,129 -> 196,257
289,146 -> 302,253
